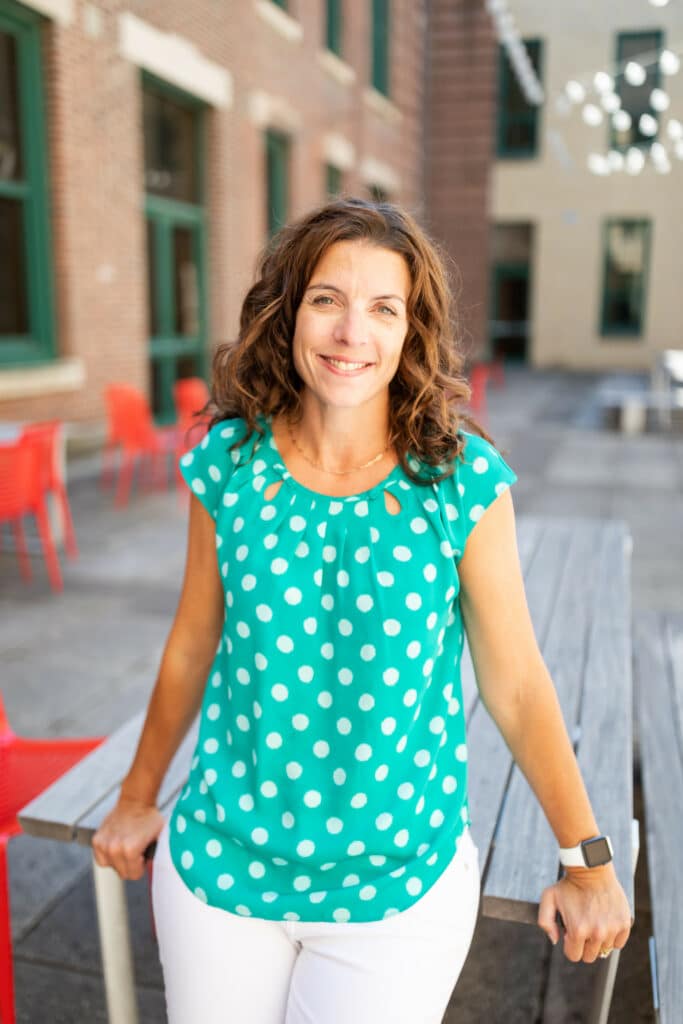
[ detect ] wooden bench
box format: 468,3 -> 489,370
19,517 -> 636,1024
634,612 -> 683,1024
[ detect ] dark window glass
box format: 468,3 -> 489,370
176,353 -> 201,379
143,88 -> 199,202
497,39 -> 543,157
0,31 -> 22,181
266,130 -> 290,237
151,358 -> 165,417
326,164 -> 342,198
326,0 -> 342,56
146,222 -> 160,336
368,183 -> 389,203
371,0 -> 389,95
613,32 -> 663,150
272,0 -> 288,8
601,221 -> 650,335
0,197 -> 28,335
173,226 -> 199,335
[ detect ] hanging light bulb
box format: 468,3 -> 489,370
625,147 -> 645,174
587,153 -> 610,175
566,80 -> 586,103
650,88 -> 670,112
660,50 -> 681,76
613,110 -> 632,132
601,93 -> 621,114
625,62 -> 647,87
649,0 -> 670,7
582,104 -> 603,126
639,113 -> 658,136
650,141 -> 667,162
593,71 -> 614,93
607,150 -> 625,171
666,118 -> 683,140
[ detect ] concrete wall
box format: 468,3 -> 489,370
492,0 -> 683,369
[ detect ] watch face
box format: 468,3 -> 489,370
582,837 -> 613,867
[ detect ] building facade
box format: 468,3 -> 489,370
490,0 -> 683,369
0,0 -> 428,426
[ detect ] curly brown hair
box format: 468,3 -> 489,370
209,196 -> 489,484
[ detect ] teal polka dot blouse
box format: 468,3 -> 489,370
169,415 -> 517,923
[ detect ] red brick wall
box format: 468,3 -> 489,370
424,0 -> 497,361
1,0 -> 427,426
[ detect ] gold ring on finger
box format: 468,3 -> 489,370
598,947 -> 614,959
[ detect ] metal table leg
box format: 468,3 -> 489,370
92,855 -> 139,1024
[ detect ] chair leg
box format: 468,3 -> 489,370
116,454 -> 135,508
0,837 -> 17,1024
34,500 -> 64,592
101,441 -> 116,491
55,483 -> 79,560
11,519 -> 32,583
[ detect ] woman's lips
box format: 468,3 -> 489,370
318,354 -> 374,376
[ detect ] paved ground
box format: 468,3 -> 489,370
2,368 -> 681,1022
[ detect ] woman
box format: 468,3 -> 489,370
93,198 -> 631,1023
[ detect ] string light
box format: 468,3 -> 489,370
625,61 -> 647,86
660,50 -> 681,75
650,88 -> 670,112
582,104 -> 603,126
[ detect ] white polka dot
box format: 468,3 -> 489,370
180,452 -> 194,467
329,500 -> 344,515
393,545 -> 412,561
207,703 -> 221,721
254,653 -> 268,670
423,564 -> 437,582
370,527 -> 380,543
181,851 -> 194,869
252,827 -> 269,845
176,814 -> 186,833
410,516 -> 428,534
266,731 -> 282,749
206,839 -> 222,858
377,571 -> 394,587
354,500 -> 369,517
249,861 -> 266,879
282,811 -> 295,828
321,642 -> 334,659
303,790 -> 322,807
383,618 -> 401,636
297,840 -> 315,857
260,780 -> 277,798
194,809 -> 206,822
333,908 -> 351,922
455,743 -> 468,762
313,569 -> 323,586
239,794 -> 254,811
298,665 -> 314,683
284,587 -> 302,605
224,492 -> 239,508
235,544 -> 249,561
414,749 -> 430,767
204,738 -> 218,754
354,546 -> 370,563
317,522 -> 327,539
406,877 -> 423,896
443,775 -> 458,794
303,617 -> 318,634
276,635 -> 294,653
469,504 -> 485,523
473,456 -> 489,474
236,906 -> 252,916
381,717 -> 397,735
374,763 -> 389,781
218,874 -> 234,890
333,768 -> 346,785
406,641 -> 421,659
292,714 -> 309,731
271,557 -> 288,574
376,812 -> 393,830
204,769 -> 217,786
360,645 -> 376,661
430,809 -> 445,828
293,875 -> 311,891
337,570 -> 349,587
322,545 -> 337,563
337,717 -> 352,735
321,594 -> 334,611
260,504 -> 276,521
495,482 -> 510,497
271,683 -> 288,702
327,817 -> 344,834
446,503 -> 459,521
338,668 -> 353,685
403,689 -> 418,707
356,594 -> 374,612
350,793 -> 367,808
429,716 -> 445,734
236,667 -> 251,684
232,760 -> 247,777
318,691 -> 333,708
241,575 -> 257,591
236,714 -> 250,731
383,668 -> 399,685
286,762 -> 303,779
295,541 -> 309,558
313,740 -> 330,757
338,619 -> 353,637
406,592 -> 422,610
289,515 -> 307,531
355,743 -> 372,761
358,693 -> 375,711
394,829 -> 410,847
191,479 -> 206,496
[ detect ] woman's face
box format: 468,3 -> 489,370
292,240 -> 411,416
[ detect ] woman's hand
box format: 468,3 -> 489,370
92,796 -> 165,881
537,865 -> 632,962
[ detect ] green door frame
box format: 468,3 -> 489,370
0,0 -> 56,366
143,74 -> 208,423
489,261 -> 531,363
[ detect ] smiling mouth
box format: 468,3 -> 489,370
319,355 -> 374,372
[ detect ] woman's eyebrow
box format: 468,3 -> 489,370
307,283 -> 406,305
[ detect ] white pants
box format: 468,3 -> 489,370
152,820 -> 480,1024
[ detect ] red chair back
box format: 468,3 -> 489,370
0,440 -> 42,520
19,421 -> 63,492
104,385 -> 158,453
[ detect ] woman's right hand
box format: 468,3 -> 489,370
92,795 -> 166,881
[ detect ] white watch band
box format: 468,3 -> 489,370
559,835 -> 613,868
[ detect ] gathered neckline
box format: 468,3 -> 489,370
259,416 -> 405,502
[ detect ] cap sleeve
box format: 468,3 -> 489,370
448,431 -> 517,557
178,418 -> 246,519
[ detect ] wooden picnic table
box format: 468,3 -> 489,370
19,516 -> 636,1024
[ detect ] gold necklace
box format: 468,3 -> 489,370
287,422 -> 392,476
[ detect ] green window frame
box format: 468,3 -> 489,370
0,0 -> 56,367
326,0 -> 342,57
326,164 -> 343,198
270,0 -> 288,9
371,0 -> 390,96
266,129 -> 290,237
600,219 -> 651,338
496,39 -> 543,158
611,31 -> 664,151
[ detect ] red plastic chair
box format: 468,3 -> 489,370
0,438 -> 63,592
0,691 -> 103,1024
102,385 -> 179,507
20,421 -> 78,560
173,378 -> 210,491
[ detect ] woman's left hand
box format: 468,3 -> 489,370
537,865 -> 633,963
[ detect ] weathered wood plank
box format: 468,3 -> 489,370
18,714 -> 145,841
636,613 -> 683,1024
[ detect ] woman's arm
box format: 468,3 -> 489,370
92,494 -> 224,880
458,489 -> 632,963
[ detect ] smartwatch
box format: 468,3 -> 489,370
559,835 -> 614,868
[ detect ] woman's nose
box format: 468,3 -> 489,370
333,307 -> 368,347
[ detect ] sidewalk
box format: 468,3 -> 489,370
3,368 -> 680,1022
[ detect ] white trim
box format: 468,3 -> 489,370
247,90 -> 302,133
363,87 -> 403,124
118,13 -> 233,109
322,133 -> 355,171
0,358 -> 86,401
359,156 -> 400,194
316,49 -> 356,86
254,0 -> 303,43
20,0 -> 74,25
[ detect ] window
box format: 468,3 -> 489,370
600,220 -> 651,336
326,164 -> 343,198
266,129 -> 290,237
371,0 -> 390,96
612,31 -> 663,150
326,0 -> 342,57
271,0 -> 288,8
368,183 -> 389,203
497,39 -> 543,158
0,1 -> 56,366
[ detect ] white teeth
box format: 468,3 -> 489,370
323,357 -> 370,371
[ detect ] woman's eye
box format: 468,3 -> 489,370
312,294 -> 334,306
377,304 -> 397,316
